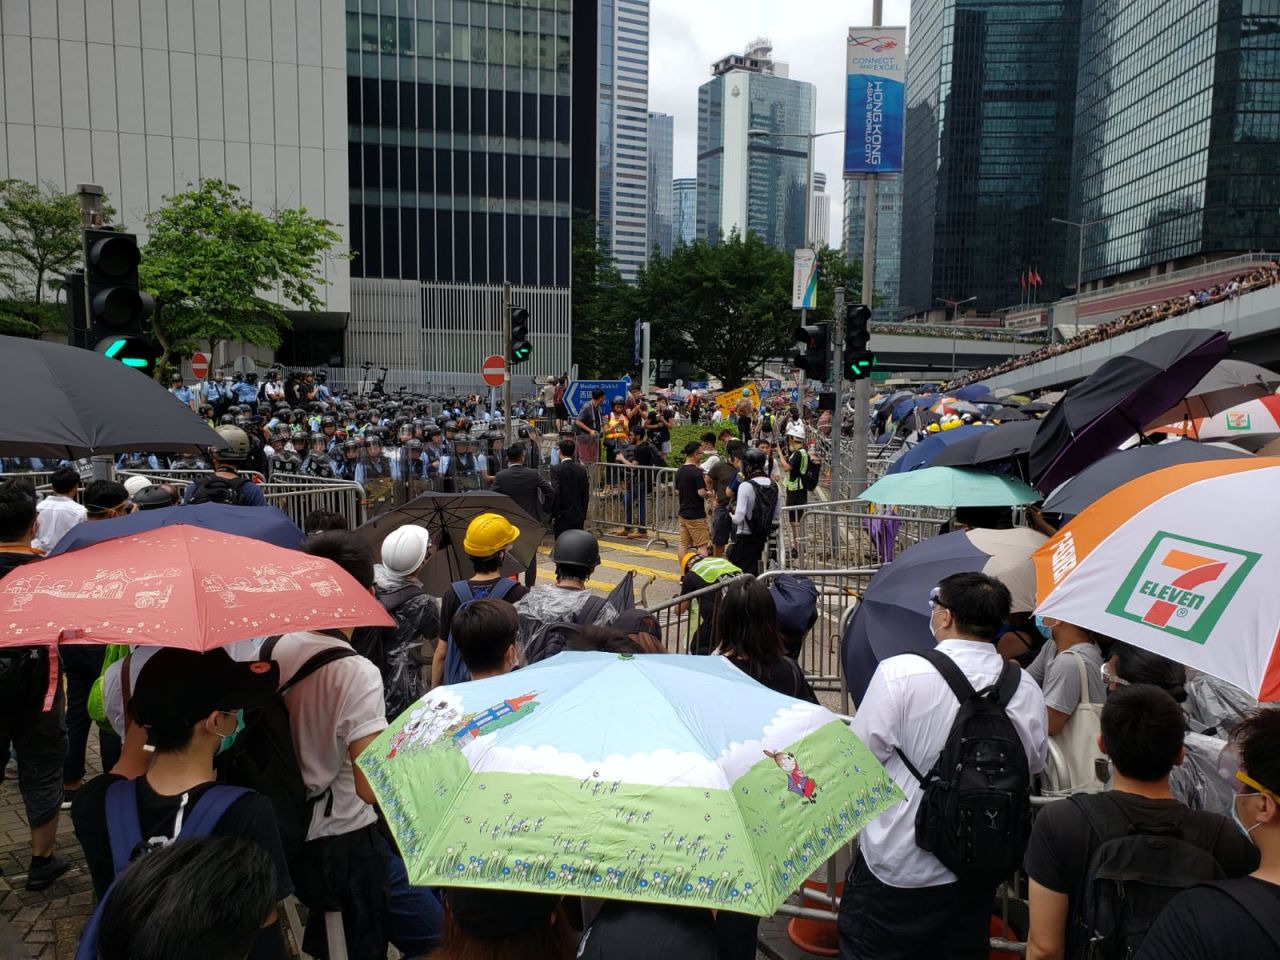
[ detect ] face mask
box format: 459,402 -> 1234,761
215,710 -> 246,756
1033,614 -> 1054,642
1231,793 -> 1262,843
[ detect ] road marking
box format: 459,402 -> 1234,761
597,538 -> 679,562
538,547 -> 680,583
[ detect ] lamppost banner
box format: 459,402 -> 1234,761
792,248 -> 818,310
844,27 -> 906,176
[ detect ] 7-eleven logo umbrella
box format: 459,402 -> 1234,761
1033,457 -> 1280,700
1157,394 -> 1280,449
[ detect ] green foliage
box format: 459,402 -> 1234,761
140,179 -> 345,378
664,422 -> 718,468
813,246 -> 864,327
637,231 -> 793,390
571,215 -> 638,378
0,300 -> 64,338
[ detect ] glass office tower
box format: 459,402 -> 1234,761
647,111 -> 674,258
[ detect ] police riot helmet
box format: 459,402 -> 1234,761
518,426 -> 531,439
316,370 -> 327,382
443,420 -> 458,432
343,439 -> 358,453
219,414 -> 235,425
406,439 -> 424,454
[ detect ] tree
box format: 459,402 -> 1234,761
638,230 -> 793,388
570,214 -> 638,378
813,245 -> 864,327
0,180 -> 114,338
140,180 -> 345,377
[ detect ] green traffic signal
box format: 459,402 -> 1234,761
510,306 -> 532,365
847,349 -> 877,380
96,335 -> 158,376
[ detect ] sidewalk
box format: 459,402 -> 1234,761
0,752 -> 97,960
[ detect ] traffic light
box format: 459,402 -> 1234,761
510,306 -> 531,365
843,304 -> 876,380
84,228 -> 156,375
793,322 -> 830,382
64,270 -> 88,349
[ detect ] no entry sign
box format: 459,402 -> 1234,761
190,352 -> 210,380
482,354 -> 507,387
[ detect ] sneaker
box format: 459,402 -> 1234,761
26,855 -> 70,891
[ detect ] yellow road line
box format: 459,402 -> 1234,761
596,538 -> 679,562
538,547 -> 680,582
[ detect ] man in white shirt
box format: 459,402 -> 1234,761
33,468 -> 86,552
840,571 -> 1048,960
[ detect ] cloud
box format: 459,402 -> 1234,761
459,701 -> 830,789
648,0 -> 912,248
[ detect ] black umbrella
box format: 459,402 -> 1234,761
1029,329 -> 1230,492
1146,358 -> 1280,427
1040,440 -> 1253,516
987,406 -> 1033,422
0,335 -> 224,458
930,420 -> 1040,470
355,491 -> 546,596
1019,401 -> 1053,414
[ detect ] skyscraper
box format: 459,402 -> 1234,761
344,0 -> 592,378
811,172 -> 831,249
647,112 -> 675,258
898,0 -> 1081,317
1070,3 -> 1280,286
696,39 -> 816,251
844,176 -> 903,321
598,0 -> 650,282
673,177 -> 698,247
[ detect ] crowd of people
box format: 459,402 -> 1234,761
871,322 -> 1047,343
948,261 -> 1280,389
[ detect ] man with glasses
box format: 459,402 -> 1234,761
1024,685 -> 1258,960
839,572 -> 1047,959
1135,707 -> 1280,958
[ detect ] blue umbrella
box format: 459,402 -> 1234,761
839,527 -> 1045,706
891,395 -> 937,422
885,424 -> 989,474
954,384 -> 994,402
46,502 -> 305,556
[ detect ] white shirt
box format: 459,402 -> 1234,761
33,495 -> 86,553
730,476 -> 781,533
270,631 -> 387,840
852,638 -> 1048,888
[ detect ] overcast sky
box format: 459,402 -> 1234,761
648,0 -> 912,249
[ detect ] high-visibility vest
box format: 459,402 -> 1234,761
604,413 -> 629,441
785,449 -> 808,492
688,556 -> 743,631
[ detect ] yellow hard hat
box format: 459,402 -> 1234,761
463,513 -> 520,557
682,551 -> 704,573
927,423 -> 941,433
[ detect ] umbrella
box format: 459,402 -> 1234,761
46,503 -> 305,556
991,388 -> 1018,399
0,335 -> 225,458
841,527 -> 1047,705
356,491 -> 545,596
1032,457 -> 1280,700
930,420 -> 1040,470
890,395 -> 936,423
860,466 -> 1040,508
987,406 -> 1033,423
1146,359 -> 1280,427
884,424 -> 989,474
1019,401 -> 1053,414
1040,441 -> 1253,517
1155,394 -> 1280,451
1029,329 -> 1230,492
0,525 -> 393,649
357,651 -> 902,916
1036,391 -> 1065,405
954,384 -> 994,402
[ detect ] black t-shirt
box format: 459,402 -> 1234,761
1134,878 -> 1280,960
71,773 -> 293,902
707,460 -> 737,507
675,463 -> 707,519
438,576 -> 529,640
579,900 -> 719,960
729,655 -> 818,703
1024,791 -> 1260,950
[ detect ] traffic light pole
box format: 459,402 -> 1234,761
829,285 -> 845,498
502,281 -> 514,447
78,183 -> 114,482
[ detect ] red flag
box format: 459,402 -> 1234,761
1033,269 -> 1043,287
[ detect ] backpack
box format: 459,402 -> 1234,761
1069,794 -> 1226,959
767,574 -> 818,657
521,594 -> 609,666
894,648 -> 1032,883
215,637 -> 358,865
1200,878 -> 1280,952
744,479 -> 779,540
75,780 -> 249,960
188,474 -> 250,506
801,456 -> 821,492
761,411 -> 774,433
376,584 -> 435,718
442,578 -> 520,685
0,647 -> 50,712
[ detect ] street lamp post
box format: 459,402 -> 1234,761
1051,216 -> 1107,344
936,296 -> 978,376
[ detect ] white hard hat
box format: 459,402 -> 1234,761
123,475 -> 153,497
785,422 -> 806,441
381,525 -> 431,577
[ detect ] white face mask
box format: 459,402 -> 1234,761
1232,793 -> 1262,844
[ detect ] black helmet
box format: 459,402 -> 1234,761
198,405 -> 213,418
518,426 -> 530,439
443,420 -> 458,432
406,439 -> 424,452
219,414 -> 235,425
551,529 -> 600,569
321,416 -> 336,428
316,370 -> 327,382
425,427 -> 442,440
343,439 -> 358,452
742,448 -> 768,475
246,372 -> 258,383
558,425 -> 574,437
292,407 -> 306,420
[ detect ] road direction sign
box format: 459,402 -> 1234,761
482,354 -> 507,387
563,377 -> 631,418
190,352 -> 210,380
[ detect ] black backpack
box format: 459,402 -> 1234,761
521,594 -> 609,665
894,649 -> 1032,883
801,456 -> 821,492
188,474 -> 250,505
215,636 -> 358,865
745,479 -> 779,540
1069,794 -> 1226,959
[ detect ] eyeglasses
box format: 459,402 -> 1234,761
928,587 -> 948,610
1236,770 -> 1280,801
1100,662 -> 1129,687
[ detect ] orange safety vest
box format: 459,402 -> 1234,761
604,412 -> 630,441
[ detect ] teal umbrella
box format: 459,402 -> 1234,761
858,466 -> 1040,508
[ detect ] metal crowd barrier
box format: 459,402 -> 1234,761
777,500 -> 946,569
583,461 -> 677,550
